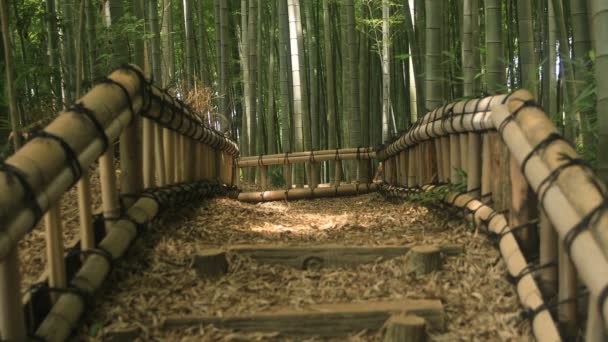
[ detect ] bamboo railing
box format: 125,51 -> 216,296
0,65 -> 238,341
236,147 -> 377,202
377,90 -> 608,341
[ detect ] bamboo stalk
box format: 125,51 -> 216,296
334,160 -> 341,187
434,138 -> 444,182
467,133 -> 481,196
77,170 -> 95,251
285,163 -> 293,189
99,147 -> 120,229
509,156 -> 533,248
449,134 -> 461,183
154,123 -> 166,186
459,133 -> 468,176
142,118 -> 155,188
311,162 -> 319,189
407,148 -> 416,188
0,249 -> 26,340
416,145 -> 423,186
558,244 -> 578,338
481,133 -> 491,201
119,115 -> 142,206
441,136 -> 451,183
238,183 -> 378,202
539,210 -> 557,295
44,204 -> 67,303
492,103 -> 608,329
399,150 -> 408,187
238,152 -> 376,167
238,148 -> 375,162
261,165 -> 268,191
163,128 -> 174,184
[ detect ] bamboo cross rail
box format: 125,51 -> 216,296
236,147 -> 377,202
0,65 -> 238,341
377,90 -> 608,342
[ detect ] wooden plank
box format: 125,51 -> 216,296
163,299 -> 445,336
228,244 -> 411,269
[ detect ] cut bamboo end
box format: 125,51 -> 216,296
383,315 -> 427,342
406,246 -> 442,276
192,249 -> 228,279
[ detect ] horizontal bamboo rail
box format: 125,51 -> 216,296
238,183 -> 379,202
237,147 -> 377,201
34,181 -> 229,341
380,184 -> 560,341
0,65 -> 238,341
377,90 -> 608,341
238,148 -> 375,167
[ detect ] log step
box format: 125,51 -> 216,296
162,299 -> 444,337
214,244 -> 461,270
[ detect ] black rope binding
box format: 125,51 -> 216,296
507,260 -> 557,285
27,131 -> 82,186
68,102 -> 110,152
520,132 -> 573,175
497,99 -> 542,135
536,154 -> 593,206
0,160 -> 43,222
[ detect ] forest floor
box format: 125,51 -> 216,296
34,189 -> 532,341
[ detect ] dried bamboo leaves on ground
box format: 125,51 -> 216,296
74,193 -> 531,341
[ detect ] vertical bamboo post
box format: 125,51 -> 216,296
311,161 -> 319,189
459,133 -> 468,176
154,123 -> 166,185
416,145 -> 423,186
77,170 -> 95,251
539,211 -> 557,295
407,147 -> 416,187
284,164 -> 292,189
44,204 -> 67,303
449,134 -> 461,183
0,249 -> 26,340
467,133 -> 481,197
334,159 -> 342,186
489,132 -> 502,209
435,139 -> 444,182
441,136 -> 451,183
400,150 -> 408,187
174,134 -> 183,182
142,118 -> 155,188
385,158 -> 393,185
558,244 -> 578,338
481,134 -> 491,202
163,128 -> 174,184
99,146 -> 121,229
509,156 -> 533,247
119,115 -> 143,206
261,164 -> 268,191
395,153 -> 402,186
194,142 -> 202,180
586,295 -> 606,341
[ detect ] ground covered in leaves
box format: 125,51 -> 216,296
53,192 -> 532,341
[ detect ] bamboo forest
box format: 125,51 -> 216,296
2,0 -> 608,341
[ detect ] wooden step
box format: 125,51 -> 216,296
195,243 -> 463,270
162,299 -> 444,337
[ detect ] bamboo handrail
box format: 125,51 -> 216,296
0,65 -> 239,340
380,184 -> 561,341
0,65 -> 239,262
377,89 -> 608,340
237,148 -> 376,167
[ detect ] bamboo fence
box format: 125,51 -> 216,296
0,65 -> 238,341
377,90 -> 608,341
236,147 -> 376,202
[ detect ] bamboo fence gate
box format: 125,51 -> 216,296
237,148 -> 378,202
377,90 -> 608,342
0,65 -> 238,341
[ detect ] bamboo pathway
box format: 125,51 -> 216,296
67,193 -> 529,341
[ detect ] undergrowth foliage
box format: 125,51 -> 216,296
408,169 -> 467,206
